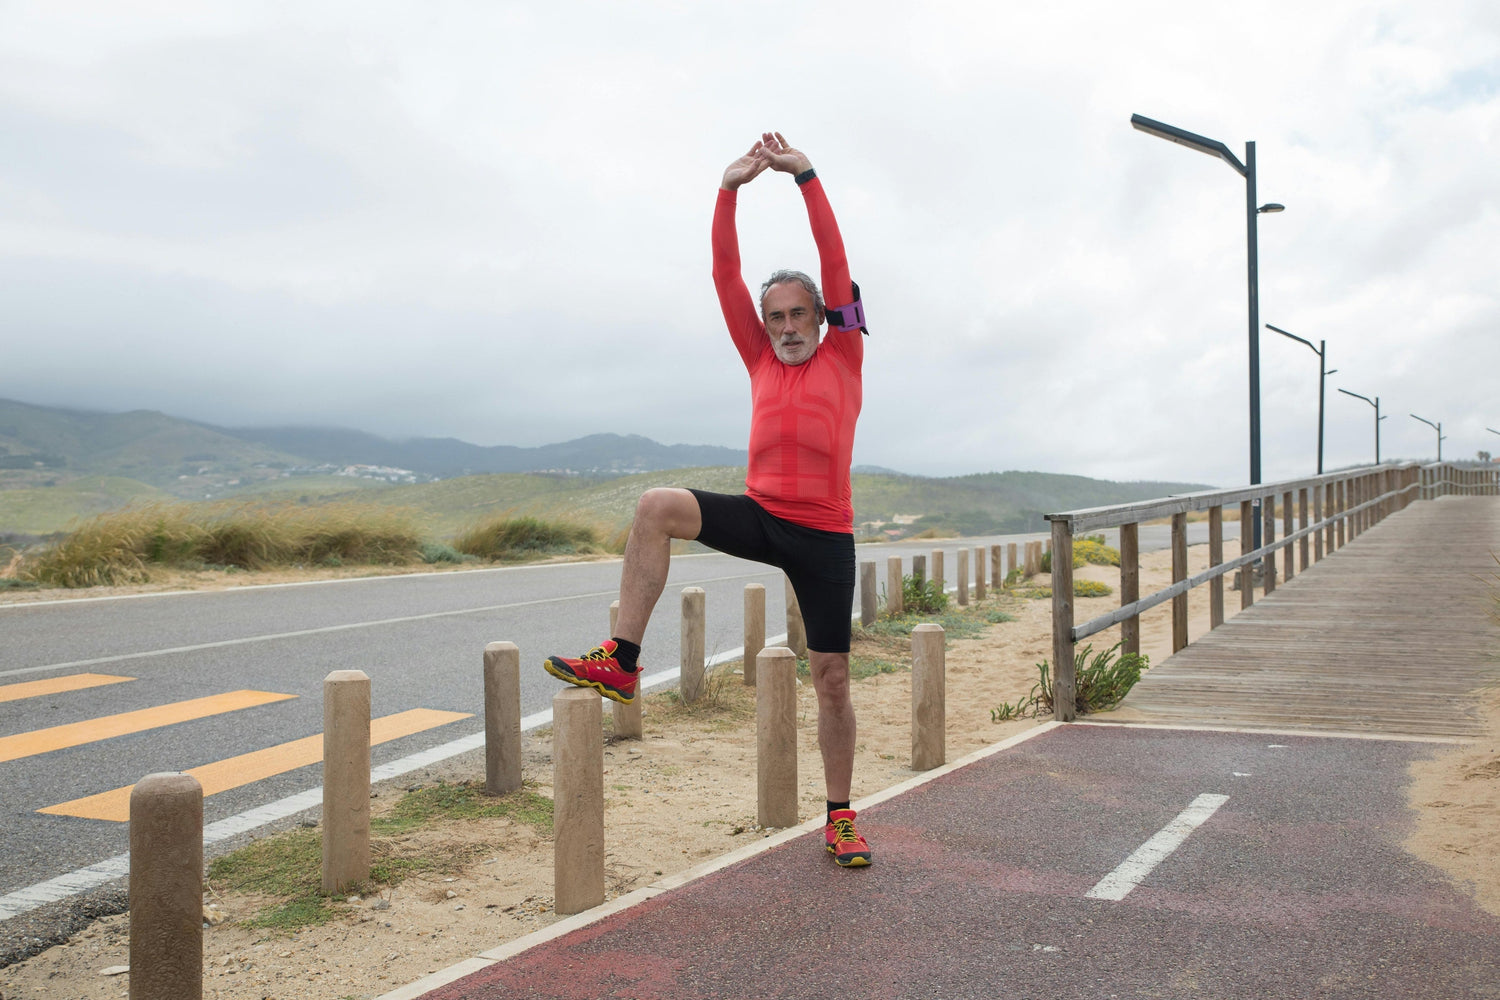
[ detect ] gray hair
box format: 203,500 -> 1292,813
758,269 -> 825,322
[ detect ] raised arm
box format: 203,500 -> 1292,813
759,132 -> 860,364
713,141 -> 772,368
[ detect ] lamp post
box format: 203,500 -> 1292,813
1131,113 -> 1283,548
1338,388 -> 1385,464
1410,413 -> 1444,462
1265,323 -> 1335,474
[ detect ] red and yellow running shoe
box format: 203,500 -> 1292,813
544,641 -> 638,705
824,808 -> 872,867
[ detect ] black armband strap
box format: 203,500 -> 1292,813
794,168 -> 817,186
824,281 -> 868,335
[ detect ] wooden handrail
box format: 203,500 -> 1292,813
1043,460 -> 1498,723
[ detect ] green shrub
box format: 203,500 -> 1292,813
420,542 -> 474,564
990,642 -> 1148,721
901,573 -> 949,614
1074,579 -> 1113,598
452,516 -> 600,562
1039,535 -> 1120,573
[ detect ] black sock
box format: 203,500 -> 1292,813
611,637 -> 641,672
827,800 -> 850,823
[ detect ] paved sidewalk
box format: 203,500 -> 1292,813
387,721 -> 1500,1000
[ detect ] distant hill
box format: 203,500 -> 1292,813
220,425 -> 748,478
0,397 -> 1212,538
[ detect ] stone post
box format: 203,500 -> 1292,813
484,641 -> 522,794
680,587 -> 706,703
743,583 -> 765,686
322,669 -> 370,894
911,624 -> 946,770
130,773 -> 203,1000
756,647 -> 798,828
553,687 -> 604,915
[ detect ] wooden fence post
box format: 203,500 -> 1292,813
1120,522 -> 1140,657
756,647 -> 798,828
553,687 -> 604,914
1208,507 -> 1224,630
681,587 -> 706,702
1297,488 -> 1309,571
931,550 -> 945,594
956,549 -> 969,606
1240,500 -> 1255,607
911,624 -> 945,770
887,556 -> 904,616
974,546 -> 986,600
484,642 -> 522,793
783,576 -> 807,658
1313,485 -> 1325,562
743,583 -> 765,687
130,773 -> 203,1000
1008,543 -> 1018,582
991,545 -> 1003,591
323,669 -> 370,894
859,561 -> 877,626
912,554 -> 926,586
1262,495 -> 1277,593
1171,512 -> 1188,653
1049,519 -> 1075,722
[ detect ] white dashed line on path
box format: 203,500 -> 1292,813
1085,793 -> 1230,901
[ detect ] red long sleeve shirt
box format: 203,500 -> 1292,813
712,176 -> 863,534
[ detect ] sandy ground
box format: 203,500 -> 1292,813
0,544 -> 1495,999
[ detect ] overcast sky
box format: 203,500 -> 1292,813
2,1 -> 1496,485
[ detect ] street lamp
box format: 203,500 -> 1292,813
1338,388 -> 1385,464
1410,413 -> 1444,462
1131,113 -> 1283,548
1266,323 -> 1335,474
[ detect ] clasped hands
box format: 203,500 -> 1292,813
721,132 -> 813,191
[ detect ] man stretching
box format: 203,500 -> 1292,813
545,132 -> 870,867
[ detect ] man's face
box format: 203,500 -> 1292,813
762,282 -> 822,366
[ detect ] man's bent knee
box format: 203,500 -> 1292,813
808,651 -> 852,702
634,488 -> 703,541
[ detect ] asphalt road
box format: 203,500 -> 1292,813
0,522 -> 1233,914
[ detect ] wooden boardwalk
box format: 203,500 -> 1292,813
1111,495 -> 1500,739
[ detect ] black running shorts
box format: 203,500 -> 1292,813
688,490 -> 855,654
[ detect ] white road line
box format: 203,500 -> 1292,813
0,570 -> 779,681
1085,793 -> 1229,902
0,636 -> 775,923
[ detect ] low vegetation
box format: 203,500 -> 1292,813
205,781 -> 552,932
990,642 -> 1148,721
12,503 -> 622,588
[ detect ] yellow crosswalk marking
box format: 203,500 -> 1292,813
0,690 -> 296,764
39,708 -> 472,822
0,673 -> 134,704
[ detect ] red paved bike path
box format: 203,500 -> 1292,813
407,723 -> 1500,1000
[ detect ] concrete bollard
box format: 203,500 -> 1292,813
743,583 -> 765,686
956,549 -> 969,605
130,773 -> 203,1000
911,624 -> 946,770
322,669 -> 370,894
859,561 -> 877,626
484,642 -> 522,794
886,556 -> 904,616
1008,542 -> 1018,581
912,553 -> 926,586
756,646 -> 798,828
974,546 -> 986,600
553,687 -> 604,914
681,587 -> 706,703
784,576 -> 808,658
991,545 -> 1003,590
609,601 -> 642,739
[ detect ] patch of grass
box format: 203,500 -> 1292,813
205,781 -> 553,933
1010,580 -> 1113,600
652,665 -> 752,721
452,515 -> 606,562
0,577 -> 39,590
991,642 -> 1149,721
1038,535 -> 1120,573
420,541 -> 477,564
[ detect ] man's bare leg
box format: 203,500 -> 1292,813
808,650 -> 856,802
612,488 -> 702,645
